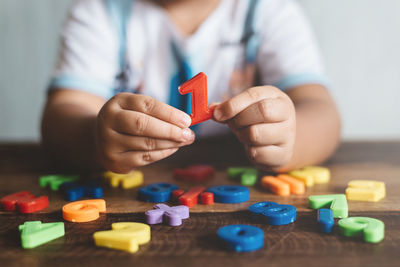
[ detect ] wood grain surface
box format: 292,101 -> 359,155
0,136 -> 399,267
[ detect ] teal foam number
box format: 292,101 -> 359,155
39,175 -> 79,190
309,194 -> 348,218
227,167 -> 258,186
338,217 -> 384,243
19,221 -> 65,249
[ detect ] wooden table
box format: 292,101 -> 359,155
0,137 -> 399,267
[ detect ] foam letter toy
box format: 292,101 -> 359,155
93,222 -> 151,253
1,191 -> 49,213
178,72 -> 215,125
345,180 -> 385,202
338,217 -> 384,243
62,199 -> 106,222
145,203 -> 189,226
309,194 -> 348,218
39,175 -> 79,191
217,225 -> 264,252
261,176 -> 290,196
276,174 -> 305,195
227,167 -> 258,186
173,186 -> 206,208
207,185 -> 249,203
173,164 -> 215,182
289,166 -> 330,187
104,170 -> 143,189
138,183 -> 178,202
248,201 -> 296,225
318,208 -> 334,233
19,221 -> 65,249
60,182 -> 103,201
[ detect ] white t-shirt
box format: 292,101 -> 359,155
50,0 -> 328,136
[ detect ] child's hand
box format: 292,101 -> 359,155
95,93 -> 194,173
213,86 -> 296,170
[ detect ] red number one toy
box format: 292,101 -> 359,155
178,72 -> 215,126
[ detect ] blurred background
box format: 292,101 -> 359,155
0,0 -> 399,142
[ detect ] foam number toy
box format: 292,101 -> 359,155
178,72 -> 215,126
62,199 -> 106,222
39,175 -> 79,191
207,185 -> 249,204
289,166 -> 330,187
345,180 -> 386,202
145,204 -> 189,226
138,183 -> 178,202
19,221 -> 65,249
248,201 -> 297,225
309,194 -> 348,218
217,224 -> 264,252
318,209 -> 334,233
338,217 -> 384,243
104,170 -> 143,189
173,164 -> 215,182
93,222 -> 151,253
261,175 -> 305,196
1,191 -> 49,213
227,167 -> 258,186
172,186 -> 209,208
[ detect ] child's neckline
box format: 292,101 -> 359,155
143,0 -> 230,43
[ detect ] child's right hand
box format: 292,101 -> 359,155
95,93 -> 194,173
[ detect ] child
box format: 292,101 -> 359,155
41,0 -> 341,173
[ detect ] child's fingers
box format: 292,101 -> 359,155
213,86 -> 281,122
245,145 -> 290,168
115,133 -> 194,151
233,122 -> 289,146
121,148 -> 179,168
112,110 -> 195,142
228,97 -> 290,129
118,94 -> 191,128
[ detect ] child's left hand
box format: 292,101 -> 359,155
213,86 -> 296,170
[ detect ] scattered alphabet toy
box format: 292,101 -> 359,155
172,186 -> 214,208
93,222 -> 151,253
248,201 -> 297,225
145,204 -> 189,226
207,185 -> 249,204
19,221 -> 65,249
104,170 -> 143,189
178,72 -> 215,126
227,167 -> 258,186
345,180 -> 385,202
338,217 -> 384,243
218,224 -> 264,252
138,183 -> 178,203
309,194 -> 348,218
1,191 -> 49,213
261,174 -> 305,196
173,164 -> 215,182
62,199 -> 106,222
39,174 -> 79,191
60,182 -> 103,201
317,209 -> 334,233
289,166 -> 330,187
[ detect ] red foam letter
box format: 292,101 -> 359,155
1,191 -> 49,213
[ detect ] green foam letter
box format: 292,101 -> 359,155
309,194 -> 348,218
338,217 -> 384,243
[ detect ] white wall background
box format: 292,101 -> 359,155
0,0 -> 399,141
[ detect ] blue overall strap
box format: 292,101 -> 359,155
242,0 -> 260,64
169,41 -> 193,115
104,0 -> 134,93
